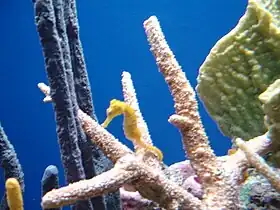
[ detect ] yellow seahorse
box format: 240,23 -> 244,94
101,99 -> 163,161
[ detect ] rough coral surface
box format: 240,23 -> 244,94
239,168 -> 280,210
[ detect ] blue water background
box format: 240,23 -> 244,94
0,0 -> 247,209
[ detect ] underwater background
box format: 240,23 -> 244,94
0,0 -> 247,209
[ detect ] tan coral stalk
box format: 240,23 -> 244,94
235,137 -> 280,192
143,15 -> 234,209
42,155 -> 140,208
78,110 -> 133,162
121,71 -> 153,146
121,71 -> 162,168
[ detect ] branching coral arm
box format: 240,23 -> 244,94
42,157 -> 140,209
143,16 -> 234,209
235,137 -> 280,192
41,154 -> 203,209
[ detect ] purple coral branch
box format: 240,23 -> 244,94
34,0 -> 121,208
41,165 -> 61,210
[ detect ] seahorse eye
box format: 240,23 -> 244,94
110,99 -> 118,105
106,108 -> 113,116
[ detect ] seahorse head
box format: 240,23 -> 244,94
106,99 -> 125,117
101,99 -> 126,128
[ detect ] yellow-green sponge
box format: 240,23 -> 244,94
197,0 -> 280,140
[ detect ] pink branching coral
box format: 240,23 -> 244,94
38,16 -> 278,210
